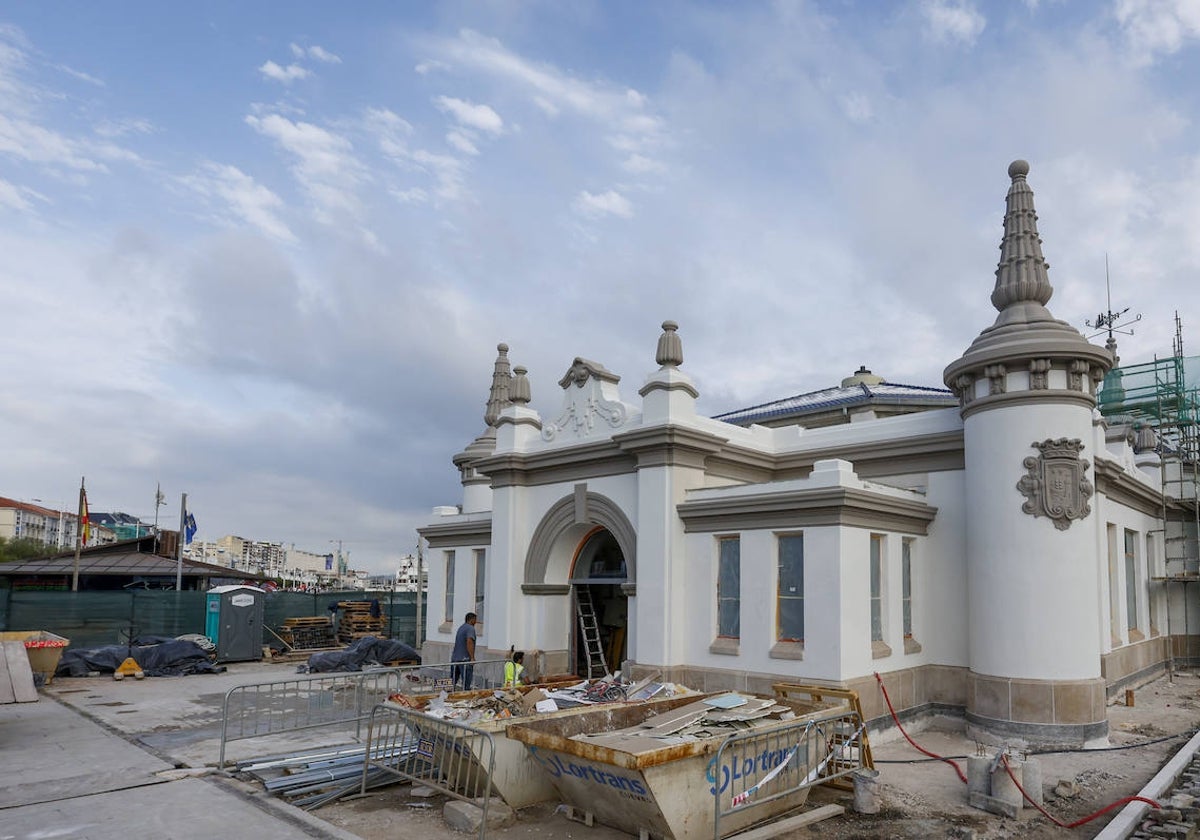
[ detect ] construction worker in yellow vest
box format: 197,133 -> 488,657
503,650 -> 526,688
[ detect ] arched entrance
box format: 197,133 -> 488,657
569,527 -> 628,677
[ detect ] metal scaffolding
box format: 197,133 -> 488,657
1097,314 -> 1200,665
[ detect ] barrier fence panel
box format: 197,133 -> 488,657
362,704 -> 496,840
389,657 -> 509,696
711,706 -> 866,840
218,657 -> 513,766
219,665 -> 416,766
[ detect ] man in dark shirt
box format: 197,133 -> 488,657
451,612 -> 477,690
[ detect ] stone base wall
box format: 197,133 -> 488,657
1102,635 -> 1172,697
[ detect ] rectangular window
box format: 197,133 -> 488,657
474,548 -> 486,624
443,550 -> 456,623
1125,529 -> 1137,632
777,534 -> 804,643
902,538 -> 914,639
870,535 -> 884,642
717,537 -> 741,639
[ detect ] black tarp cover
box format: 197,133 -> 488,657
55,638 -> 226,677
304,636 -> 420,673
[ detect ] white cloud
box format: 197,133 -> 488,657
415,59 -> 449,75
446,130 -> 479,155
94,117 -> 155,138
622,153 -> 665,174
391,186 -> 428,204
1115,0 -> 1200,64
573,189 -> 633,218
0,176 -> 42,211
921,0 -> 987,45
429,30 -> 664,151
291,43 -> 342,64
434,95 -> 504,135
245,112 -> 365,224
259,60 -> 311,84
182,162 -> 296,243
841,92 -> 874,124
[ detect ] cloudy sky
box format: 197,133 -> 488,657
2,1 -> 1198,574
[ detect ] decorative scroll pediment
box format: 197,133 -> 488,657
543,357 -> 634,442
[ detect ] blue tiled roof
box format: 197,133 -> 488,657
714,382 -> 956,426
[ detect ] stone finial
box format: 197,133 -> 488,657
510,366 -> 531,405
991,160 -> 1053,313
484,343 -> 513,427
1134,425 -> 1158,454
655,320 -> 683,368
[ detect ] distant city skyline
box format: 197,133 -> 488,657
2,2 -> 1199,572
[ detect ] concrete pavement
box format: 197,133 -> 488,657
1,662 -> 365,840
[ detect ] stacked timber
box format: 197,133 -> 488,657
280,616 -> 337,651
335,600 -> 387,645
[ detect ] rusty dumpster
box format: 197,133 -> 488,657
380,682 -> 702,809
507,691 -> 858,839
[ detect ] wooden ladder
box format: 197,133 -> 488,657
575,588 -> 608,679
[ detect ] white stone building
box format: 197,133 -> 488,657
419,161 -> 1197,747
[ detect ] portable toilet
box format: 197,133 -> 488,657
205,585 -> 265,663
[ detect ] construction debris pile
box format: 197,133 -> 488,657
389,675 -> 696,724
575,693 -> 796,747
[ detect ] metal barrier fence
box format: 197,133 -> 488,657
218,658 -> 510,766
362,703 -> 496,840
711,706 -> 866,839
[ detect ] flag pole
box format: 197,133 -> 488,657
414,538 -> 424,648
176,492 -> 187,591
71,476 -> 85,592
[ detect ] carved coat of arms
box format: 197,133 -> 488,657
1016,438 -> 1093,530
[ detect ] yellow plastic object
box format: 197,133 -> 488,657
113,657 -> 145,680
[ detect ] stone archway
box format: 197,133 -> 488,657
523,489 -> 636,594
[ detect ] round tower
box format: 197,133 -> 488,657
944,161 -> 1113,746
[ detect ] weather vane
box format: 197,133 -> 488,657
1085,254 -> 1140,349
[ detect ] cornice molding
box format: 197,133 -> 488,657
473,440 -> 637,488
678,486 -> 938,535
1094,459 -> 1163,518
419,519 -> 493,548
520,583 -> 571,595
613,424 -> 728,468
959,388 -> 1097,420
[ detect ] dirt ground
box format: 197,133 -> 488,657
313,671 -> 1200,840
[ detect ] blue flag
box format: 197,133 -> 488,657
184,512 -> 197,544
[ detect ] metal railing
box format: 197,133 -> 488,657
218,658 -> 509,766
711,706 -> 866,839
362,703 -> 496,840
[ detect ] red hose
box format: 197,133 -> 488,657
874,672 -> 968,784
999,753 -> 1160,829
872,671 -> 1164,829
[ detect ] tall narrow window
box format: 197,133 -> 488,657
902,538 -> 914,638
1125,529 -> 1138,634
717,537 -> 741,639
473,548 -> 486,624
1148,533 -> 1159,635
777,534 -> 804,643
443,550 -> 456,623
870,535 -> 884,643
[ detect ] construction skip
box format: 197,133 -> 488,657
507,690 -> 866,839
372,678 -> 701,810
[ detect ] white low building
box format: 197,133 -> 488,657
420,161 -> 1196,747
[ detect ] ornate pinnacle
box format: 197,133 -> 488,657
656,320 -> 683,368
483,343 -> 513,427
991,160 -> 1054,312
511,366 -> 531,405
